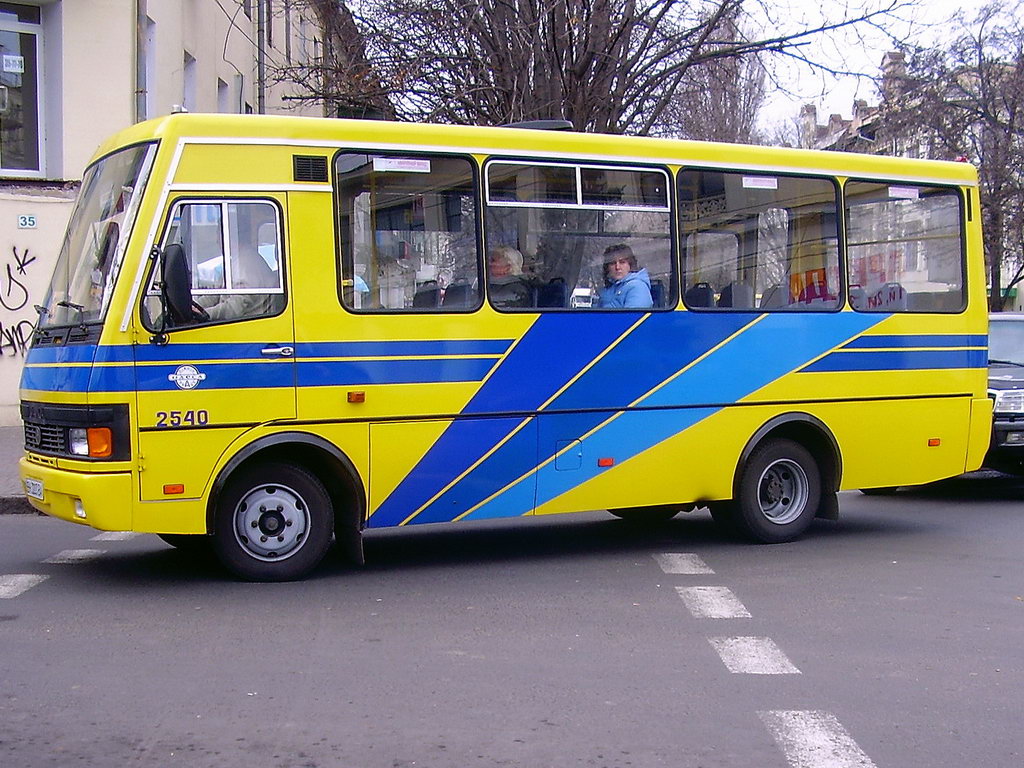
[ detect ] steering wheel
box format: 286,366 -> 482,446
191,301 -> 210,323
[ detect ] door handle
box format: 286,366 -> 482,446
261,345 -> 294,357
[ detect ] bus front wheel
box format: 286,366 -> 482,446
213,462 -> 334,581
734,438 -> 820,544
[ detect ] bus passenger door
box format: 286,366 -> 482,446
135,197 -> 295,510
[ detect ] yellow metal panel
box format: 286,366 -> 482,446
138,425 -> 248,501
369,419 -> 452,516
19,458 -> 133,531
966,397 -> 994,472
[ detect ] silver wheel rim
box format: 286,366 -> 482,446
232,482 -> 310,562
756,459 -> 808,526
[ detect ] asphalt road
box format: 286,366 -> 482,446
1,475 -> 1022,768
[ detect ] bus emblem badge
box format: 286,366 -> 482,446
169,365 -> 207,390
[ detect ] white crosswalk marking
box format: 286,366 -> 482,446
676,586 -> 751,618
0,574 -> 49,598
759,710 -> 878,768
652,553 -> 714,574
90,531 -> 140,542
43,549 -> 105,564
708,636 -> 801,674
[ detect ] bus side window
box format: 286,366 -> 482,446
483,161 -> 675,311
335,153 -> 482,312
679,170 -> 841,312
845,182 -> 965,313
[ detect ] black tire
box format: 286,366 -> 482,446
734,438 -> 820,544
213,462 -> 334,582
608,506 -> 681,524
859,486 -> 899,496
158,533 -> 214,557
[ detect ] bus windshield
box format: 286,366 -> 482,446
38,143 -> 156,329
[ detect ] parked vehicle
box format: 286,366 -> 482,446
986,313 -> 1024,473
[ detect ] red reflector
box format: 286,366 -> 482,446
347,391 -> 366,403
163,484 -> 185,495
598,457 -> 615,467
928,438 -> 941,447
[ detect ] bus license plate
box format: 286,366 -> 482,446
24,477 -> 43,500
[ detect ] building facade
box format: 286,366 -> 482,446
0,0 -> 323,424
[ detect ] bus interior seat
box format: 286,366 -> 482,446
442,281 -> 474,307
649,279 -> 664,308
718,281 -> 754,309
536,278 -> 567,308
848,285 -> 867,310
412,280 -> 441,307
684,282 -> 715,308
760,283 -> 784,309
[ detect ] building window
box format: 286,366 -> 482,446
183,52 -> 197,112
136,15 -> 156,122
0,2 -> 43,175
217,78 -> 229,113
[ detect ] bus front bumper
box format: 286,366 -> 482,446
19,457 -> 133,531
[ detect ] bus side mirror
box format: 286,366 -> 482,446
162,243 -> 194,326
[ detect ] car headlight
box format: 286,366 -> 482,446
990,389 -> 1024,413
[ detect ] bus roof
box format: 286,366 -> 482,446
93,113 -> 979,187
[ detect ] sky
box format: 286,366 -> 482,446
757,0 -> 1005,131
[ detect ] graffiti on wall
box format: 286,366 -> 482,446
0,245 -> 39,356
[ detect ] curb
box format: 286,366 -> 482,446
0,495 -> 40,515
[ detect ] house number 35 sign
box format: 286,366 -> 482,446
17,215 -> 37,229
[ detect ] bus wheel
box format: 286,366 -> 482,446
734,439 -> 819,543
608,506 -> 681,524
213,462 -> 334,582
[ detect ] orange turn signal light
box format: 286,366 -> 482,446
928,438 -> 941,447
598,457 -> 615,467
347,391 -> 366,403
163,484 -> 185,495
86,427 -> 113,458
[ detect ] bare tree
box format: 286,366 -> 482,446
270,0 -> 394,118
279,1 -> 913,135
658,16 -> 769,142
881,2 -> 1024,310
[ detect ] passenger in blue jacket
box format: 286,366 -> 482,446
598,244 -> 653,309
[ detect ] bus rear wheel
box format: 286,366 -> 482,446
213,462 -> 334,582
734,438 -> 820,543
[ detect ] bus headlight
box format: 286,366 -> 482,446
69,427 -> 113,458
69,428 -> 89,456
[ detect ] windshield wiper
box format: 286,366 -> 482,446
989,358 -> 1024,367
31,304 -> 50,339
56,300 -> 89,333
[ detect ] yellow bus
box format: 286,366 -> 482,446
19,114 -> 991,580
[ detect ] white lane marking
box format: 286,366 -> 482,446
43,549 -> 105,564
676,586 -> 752,618
708,636 -> 801,674
653,553 -> 714,574
759,710 -> 878,768
90,531 -> 140,542
0,574 -> 49,598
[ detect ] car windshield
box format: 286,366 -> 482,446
989,318 -> 1024,366
38,143 -> 157,329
